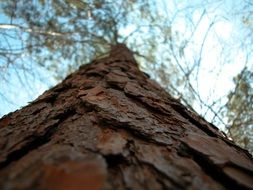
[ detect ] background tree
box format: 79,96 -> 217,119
225,68 -> 253,153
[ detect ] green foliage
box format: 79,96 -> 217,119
1,0 -> 166,79
226,68 -> 253,153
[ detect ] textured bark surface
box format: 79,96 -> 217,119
0,44 -> 253,190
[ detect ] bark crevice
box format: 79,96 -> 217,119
0,108 -> 76,170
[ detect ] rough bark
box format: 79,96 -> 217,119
0,44 -> 253,190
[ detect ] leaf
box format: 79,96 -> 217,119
66,0 -> 87,9
39,0 -> 45,5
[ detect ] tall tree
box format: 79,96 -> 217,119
0,44 -> 252,190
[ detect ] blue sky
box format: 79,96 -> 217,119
0,6 -> 57,115
0,16 -> 56,116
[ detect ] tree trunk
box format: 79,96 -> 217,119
0,44 -> 252,190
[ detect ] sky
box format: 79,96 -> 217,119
0,0 -> 252,132
160,0 -> 252,128
0,10 -> 56,115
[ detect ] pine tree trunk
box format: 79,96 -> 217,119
0,44 -> 252,190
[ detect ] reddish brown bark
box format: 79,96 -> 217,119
0,44 -> 253,190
